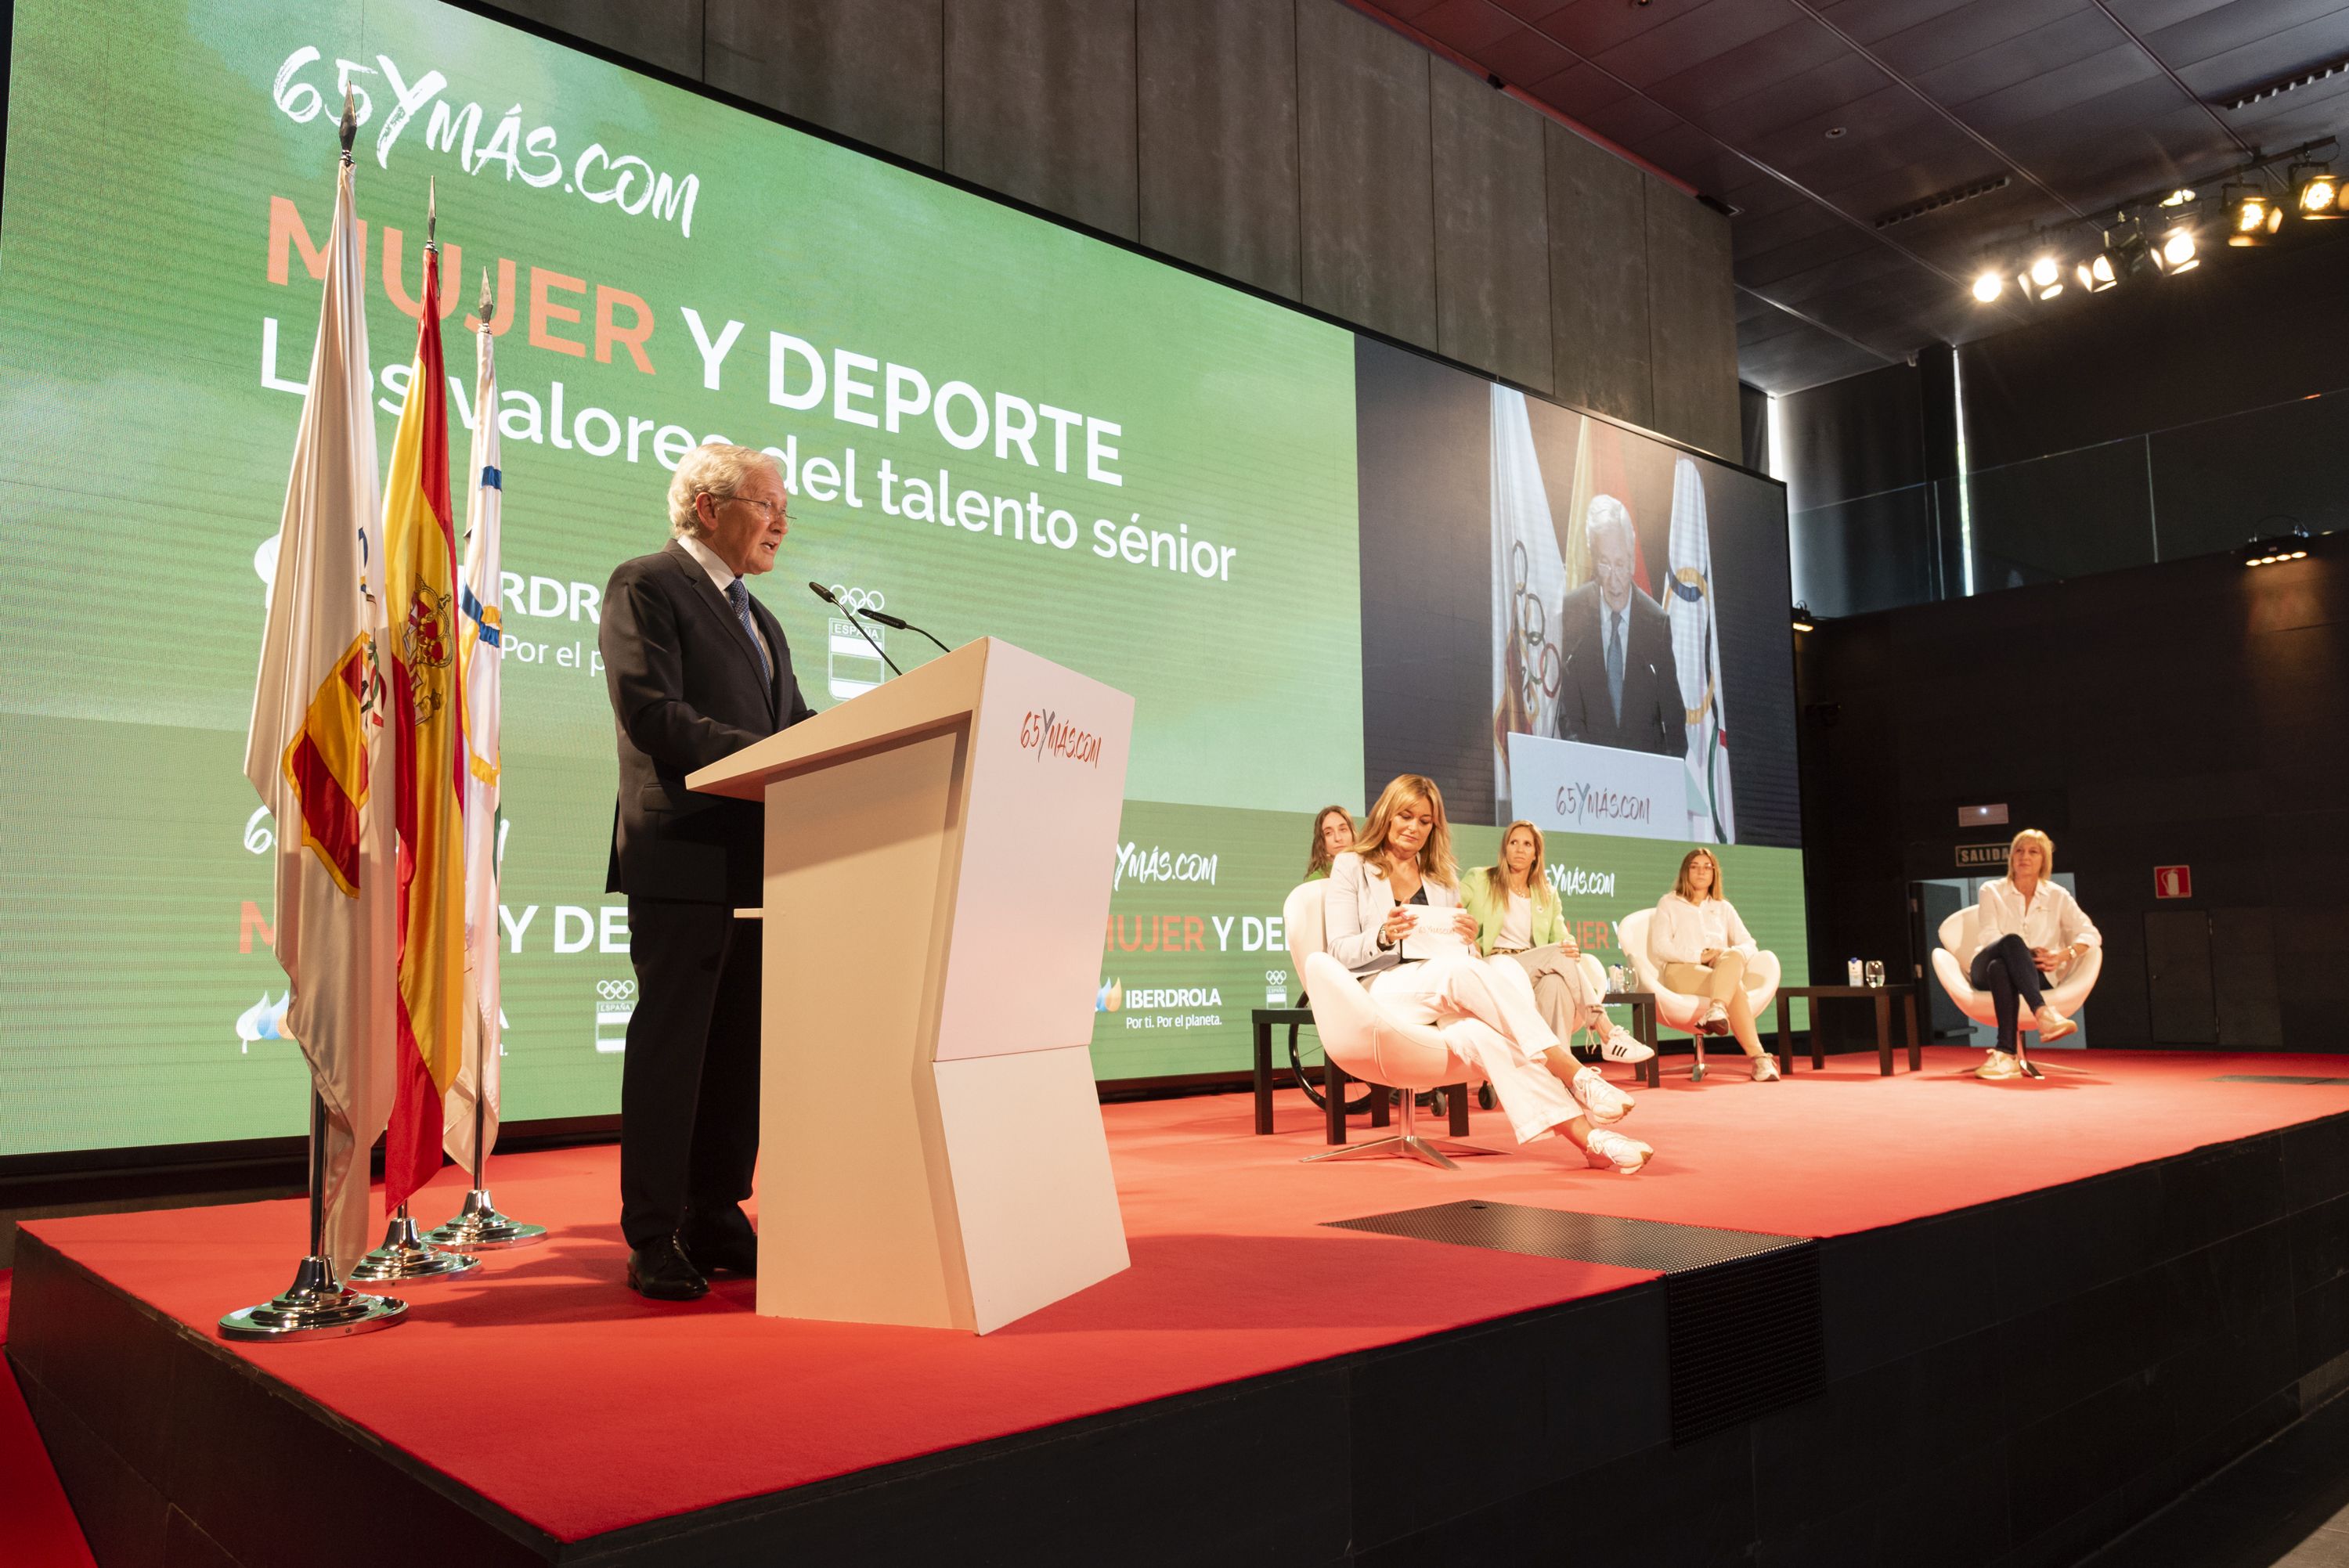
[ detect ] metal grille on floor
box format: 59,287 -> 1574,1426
2213,1076 -> 2349,1086
1323,1200 -> 1825,1445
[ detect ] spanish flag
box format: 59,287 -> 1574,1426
381,207 -> 467,1209
244,130 -> 397,1278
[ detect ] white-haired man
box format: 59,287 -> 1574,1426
1555,495 -> 1685,759
600,443 -> 814,1300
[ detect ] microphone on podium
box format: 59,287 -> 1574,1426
854,607 -> 952,655
806,581 -> 904,679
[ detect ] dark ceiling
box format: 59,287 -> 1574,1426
1356,0 -> 2349,394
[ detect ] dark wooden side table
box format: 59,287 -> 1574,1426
1770,984 -> 1921,1076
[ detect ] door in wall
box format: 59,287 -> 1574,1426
2145,909 -> 2218,1045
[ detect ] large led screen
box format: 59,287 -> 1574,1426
0,0 -> 1802,1157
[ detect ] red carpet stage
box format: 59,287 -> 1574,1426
13,1047 -> 2349,1566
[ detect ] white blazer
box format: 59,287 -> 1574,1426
1647,892 -> 1756,968
1322,850 -> 1462,978
1969,878 -> 2100,968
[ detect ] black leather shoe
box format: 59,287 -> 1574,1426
626,1237 -> 709,1300
681,1216 -> 760,1278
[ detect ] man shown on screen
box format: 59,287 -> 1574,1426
600,444 -> 815,1300
1554,496 -> 1685,759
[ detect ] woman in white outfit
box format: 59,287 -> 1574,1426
1968,829 -> 2096,1080
1649,848 -> 1780,1082
1324,775 -> 1652,1173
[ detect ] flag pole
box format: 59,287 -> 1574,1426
351,171 -> 481,1285
222,1090 -> 410,1339
222,95 -> 412,1343
424,269 -> 546,1254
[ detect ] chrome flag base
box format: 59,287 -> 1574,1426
421,1188 -> 547,1251
348,1206 -> 482,1282
218,1256 -> 407,1342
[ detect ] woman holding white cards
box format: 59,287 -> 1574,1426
1322,774 -> 1652,1172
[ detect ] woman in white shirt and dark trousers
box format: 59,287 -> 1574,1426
1650,849 -> 1779,1082
1324,774 -> 1654,1173
1969,829 -> 2095,1080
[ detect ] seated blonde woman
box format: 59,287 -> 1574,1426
1650,848 -> 1780,1083
1324,774 -> 1652,1173
1301,805 -> 1355,882
1461,820 -> 1651,1065
1968,828 -> 2096,1080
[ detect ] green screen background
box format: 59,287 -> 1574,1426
0,0 -> 1801,1157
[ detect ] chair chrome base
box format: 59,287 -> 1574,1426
420,1188 -> 549,1251
1302,1133 -> 1499,1170
348,1208 -> 483,1282
218,1256 -> 407,1342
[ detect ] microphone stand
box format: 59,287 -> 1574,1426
806,582 -> 903,677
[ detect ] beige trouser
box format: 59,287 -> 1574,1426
1660,952 -> 1748,1004
1489,945 -> 1599,1041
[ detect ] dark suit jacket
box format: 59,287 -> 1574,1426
601,540 -> 815,905
1554,582 -> 1687,759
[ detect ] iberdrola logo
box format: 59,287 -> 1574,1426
1095,978 -> 1124,1012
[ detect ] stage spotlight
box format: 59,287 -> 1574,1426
2075,251 -> 2119,291
2242,529 -> 2314,568
1972,268 -> 2003,302
2292,160 -> 2344,219
1792,603 -> 1816,633
2159,188 -> 2196,207
2157,226 -> 2200,273
2225,179 -> 2283,244
2017,253 -> 2064,301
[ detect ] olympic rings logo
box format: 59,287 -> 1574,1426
1507,542 -> 1563,708
596,980 -> 637,1000
828,586 -> 886,614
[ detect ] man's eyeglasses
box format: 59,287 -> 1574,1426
721,493 -> 788,523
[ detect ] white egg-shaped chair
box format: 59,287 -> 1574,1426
1617,907 -> 1781,1077
1931,908 -> 2101,1040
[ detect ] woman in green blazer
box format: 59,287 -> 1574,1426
1463,821 -> 1651,1065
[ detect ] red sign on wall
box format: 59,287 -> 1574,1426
2154,865 -> 2192,899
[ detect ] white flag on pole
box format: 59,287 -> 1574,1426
242,146 -> 394,1277
1665,456 -> 1736,843
1489,386 -> 1565,815
446,287 -> 504,1170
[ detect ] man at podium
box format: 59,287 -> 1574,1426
599,444 -> 815,1300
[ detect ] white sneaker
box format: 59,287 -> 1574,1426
1701,1001 -> 1731,1036
1584,1129 -> 1653,1173
1976,1051 -> 2021,1080
1597,1026 -> 1654,1064
1752,1054 -> 1781,1083
2035,1007 -> 2077,1044
1571,1064 -> 1634,1125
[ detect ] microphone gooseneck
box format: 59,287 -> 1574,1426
805,581 -> 904,679
857,607 -> 953,655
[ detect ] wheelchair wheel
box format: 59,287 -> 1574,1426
1289,1023 -> 1377,1116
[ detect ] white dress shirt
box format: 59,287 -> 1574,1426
1647,892 -> 1756,967
678,532 -> 775,672
1969,878 -> 2100,970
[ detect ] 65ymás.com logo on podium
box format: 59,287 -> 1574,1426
1018,707 -> 1103,767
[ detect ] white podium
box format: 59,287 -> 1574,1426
688,637 -> 1133,1333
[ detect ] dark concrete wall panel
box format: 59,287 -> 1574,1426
483,0 -> 706,82
705,0 -> 944,167
1545,120 -> 1651,430
1430,66 -> 1552,393
1646,178 -> 1746,460
1137,0 -> 1302,301
1297,0 -> 1437,351
943,0 -> 1139,240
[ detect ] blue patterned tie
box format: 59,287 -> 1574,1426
724,578 -> 772,685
